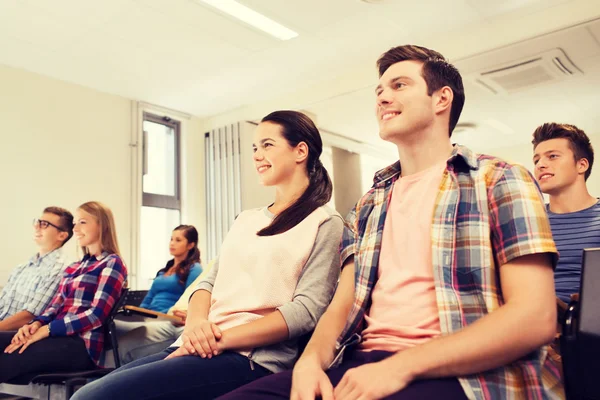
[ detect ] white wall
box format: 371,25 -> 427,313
0,64 -> 132,284
0,65 -> 208,286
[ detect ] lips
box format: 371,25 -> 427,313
538,173 -> 554,181
257,165 -> 271,173
381,111 -> 401,121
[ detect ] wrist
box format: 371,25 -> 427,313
385,350 -> 421,382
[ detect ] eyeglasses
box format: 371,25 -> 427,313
33,219 -> 66,232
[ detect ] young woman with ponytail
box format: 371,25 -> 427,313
72,111 -> 344,400
139,225 -> 202,313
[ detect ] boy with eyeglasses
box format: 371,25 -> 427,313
0,206 -> 74,331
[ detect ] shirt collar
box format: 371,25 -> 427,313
372,144 -> 479,187
83,251 -> 109,262
31,247 -> 62,264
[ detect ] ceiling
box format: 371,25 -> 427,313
1,0 -> 600,151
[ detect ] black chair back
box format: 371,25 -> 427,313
562,248 -> 600,400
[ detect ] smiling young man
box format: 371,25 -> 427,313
532,123 -> 600,304
220,45 -> 563,400
0,207 -> 73,331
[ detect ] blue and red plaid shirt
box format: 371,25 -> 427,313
34,252 -> 127,366
337,145 -> 564,399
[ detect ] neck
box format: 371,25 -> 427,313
394,126 -> 453,176
548,181 -> 597,213
271,171 -> 310,215
173,255 -> 186,266
86,243 -> 103,258
38,244 -> 60,257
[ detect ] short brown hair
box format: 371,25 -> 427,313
43,206 -> 74,245
532,123 -> 594,181
377,45 -> 465,136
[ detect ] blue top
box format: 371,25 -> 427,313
548,200 -> 600,303
140,262 -> 202,313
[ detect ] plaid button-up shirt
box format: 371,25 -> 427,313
0,248 -> 69,320
35,252 -> 127,366
337,145 -> 564,399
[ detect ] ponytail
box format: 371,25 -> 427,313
257,147 -> 332,236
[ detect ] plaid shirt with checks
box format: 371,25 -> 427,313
34,252 -> 127,366
337,145 -> 564,400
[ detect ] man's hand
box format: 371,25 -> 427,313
5,324 -> 49,354
290,357 -> 334,400
334,359 -> 413,400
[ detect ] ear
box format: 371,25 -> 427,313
295,142 -> 309,164
434,86 -> 453,116
577,158 -> 590,176
187,242 -> 195,251
57,231 -> 69,244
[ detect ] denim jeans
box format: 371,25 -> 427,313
70,347 -> 271,400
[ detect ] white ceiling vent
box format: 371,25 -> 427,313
472,48 -> 582,94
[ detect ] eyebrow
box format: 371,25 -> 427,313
375,76 -> 413,93
252,138 -> 275,147
533,149 -> 562,159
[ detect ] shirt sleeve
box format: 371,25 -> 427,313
192,257 -> 219,296
277,214 -> 344,339
488,163 -> 558,267
340,205 -> 359,267
24,260 -> 68,316
140,280 -> 157,309
48,256 -> 127,336
34,279 -> 68,325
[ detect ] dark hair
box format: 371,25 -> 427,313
532,122 -> 594,181
377,45 -> 465,136
43,206 -> 74,245
157,225 -> 201,286
257,110 -> 333,236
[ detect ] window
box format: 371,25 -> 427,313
139,113 -> 181,289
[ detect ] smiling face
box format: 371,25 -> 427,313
73,208 -> 101,250
375,60 -> 437,143
252,121 -> 300,187
33,212 -> 67,251
533,138 -> 588,195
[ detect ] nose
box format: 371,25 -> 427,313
535,159 -> 547,171
253,149 -> 264,162
73,224 -> 80,233
376,87 -> 392,107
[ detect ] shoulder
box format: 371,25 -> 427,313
191,262 -> 202,271
474,153 -> 534,183
102,254 -> 128,274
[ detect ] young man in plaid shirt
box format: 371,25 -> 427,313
222,45 -> 564,399
0,206 -> 73,331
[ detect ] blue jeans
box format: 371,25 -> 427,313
71,347 -> 271,400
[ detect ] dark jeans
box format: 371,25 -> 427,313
71,347 -> 272,400
0,331 -> 96,383
219,350 -> 468,400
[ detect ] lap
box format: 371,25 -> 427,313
219,350 -> 467,400
72,349 -> 271,400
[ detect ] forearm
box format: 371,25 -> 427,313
221,310 -> 289,350
0,311 -> 35,331
300,261 -> 355,369
186,289 -> 212,323
387,299 -> 556,380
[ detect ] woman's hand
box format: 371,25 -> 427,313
172,310 -> 187,327
5,324 -> 49,354
11,322 -> 42,345
166,319 -> 222,359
